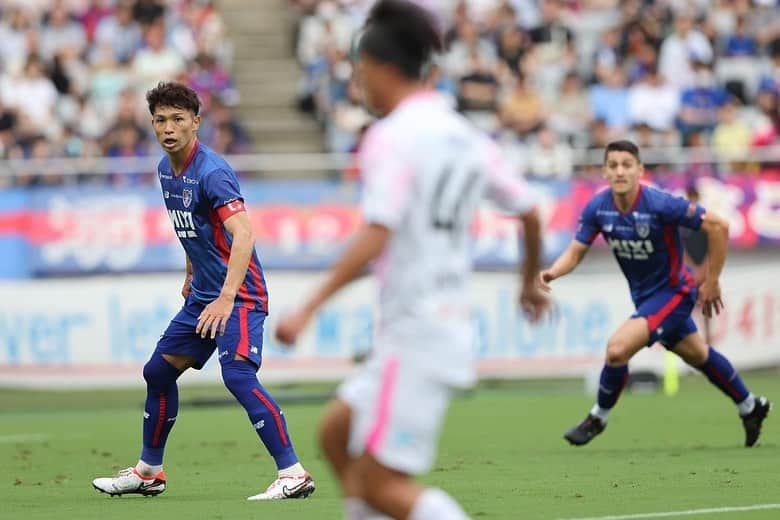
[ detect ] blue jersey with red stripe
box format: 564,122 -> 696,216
575,185 -> 705,304
157,141 -> 268,312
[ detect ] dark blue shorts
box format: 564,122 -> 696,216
632,286 -> 698,349
155,295 -> 265,369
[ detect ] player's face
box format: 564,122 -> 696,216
355,53 -> 387,116
603,151 -> 643,196
152,106 -> 200,154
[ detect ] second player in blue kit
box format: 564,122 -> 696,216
540,140 -> 771,447
92,82 -> 315,500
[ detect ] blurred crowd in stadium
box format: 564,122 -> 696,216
293,0 -> 780,179
0,0 -> 251,187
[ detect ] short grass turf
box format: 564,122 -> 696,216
1,371 -> 778,520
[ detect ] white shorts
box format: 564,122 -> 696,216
337,350 -> 453,475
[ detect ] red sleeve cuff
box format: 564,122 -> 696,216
216,199 -> 246,221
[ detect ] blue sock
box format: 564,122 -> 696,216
222,361 -> 299,470
140,353 -> 181,466
697,346 -> 749,404
597,364 -> 629,410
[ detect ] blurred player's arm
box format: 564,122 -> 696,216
182,254 -> 193,299
275,223 -> 390,345
518,207 -> 548,321
480,137 -> 549,321
538,240 -> 590,291
195,211 -> 254,339
698,210 -> 729,317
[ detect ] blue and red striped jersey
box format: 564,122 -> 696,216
575,185 -> 705,304
157,141 -> 268,312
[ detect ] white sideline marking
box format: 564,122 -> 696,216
559,504 -> 780,520
0,433 -> 48,443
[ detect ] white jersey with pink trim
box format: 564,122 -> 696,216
359,91 -> 535,386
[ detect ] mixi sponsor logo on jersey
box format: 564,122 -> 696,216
606,211 -> 654,260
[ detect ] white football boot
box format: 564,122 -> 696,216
92,467 -> 167,497
247,473 -> 315,500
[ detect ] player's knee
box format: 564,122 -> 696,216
317,401 -> 350,454
605,341 -> 630,366
143,356 -> 167,386
220,361 -> 254,395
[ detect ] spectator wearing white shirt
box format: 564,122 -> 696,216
526,124 -> 573,180
39,2 -> 87,64
628,65 -> 680,133
659,9 -> 713,90
94,0 -> 143,64
131,21 -> 185,94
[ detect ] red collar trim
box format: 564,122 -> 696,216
174,139 -> 199,177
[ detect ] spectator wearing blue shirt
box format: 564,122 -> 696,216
678,61 -> 728,143
723,17 -> 758,57
588,67 -> 631,133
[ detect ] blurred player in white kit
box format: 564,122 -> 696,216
275,1 -> 550,518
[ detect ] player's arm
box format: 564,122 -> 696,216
518,207 -> 547,321
275,223 -> 390,345
538,240 -> 590,291
195,210 -> 254,339
219,211 -> 255,301
698,210 -> 729,317
182,254 -> 193,299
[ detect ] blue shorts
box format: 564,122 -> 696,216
155,295 -> 266,369
632,286 -> 698,349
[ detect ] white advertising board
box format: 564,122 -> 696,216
0,264 -> 778,388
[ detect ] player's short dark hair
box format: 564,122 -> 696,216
357,0 -> 443,80
146,81 -> 201,116
604,140 -> 641,163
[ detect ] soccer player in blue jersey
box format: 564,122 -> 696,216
540,140 -> 771,447
92,82 -> 314,500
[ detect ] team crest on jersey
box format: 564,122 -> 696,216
635,221 -> 650,238
182,188 -> 193,208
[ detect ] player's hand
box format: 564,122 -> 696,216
196,293 -> 233,339
519,284 -> 551,323
538,269 -> 555,292
182,276 -> 192,299
698,279 -> 724,318
275,307 -> 314,347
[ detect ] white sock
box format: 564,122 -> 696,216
135,460 -> 162,477
278,462 -> 306,478
409,488 -> 469,520
344,497 -> 392,520
738,393 -> 756,416
590,403 -> 610,423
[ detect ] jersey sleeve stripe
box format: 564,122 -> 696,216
216,200 -> 246,221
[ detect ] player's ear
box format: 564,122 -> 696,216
193,114 -> 201,130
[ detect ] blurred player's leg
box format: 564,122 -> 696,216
356,454 -> 467,520
318,399 -> 393,519
92,352 -> 191,496
673,331 -> 771,446
221,358 -> 314,500
565,318 -> 648,446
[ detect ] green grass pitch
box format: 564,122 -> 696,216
2,371 -> 778,520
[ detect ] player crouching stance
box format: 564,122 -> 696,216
541,140 -> 770,448
92,82 -> 313,499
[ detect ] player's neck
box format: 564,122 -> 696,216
612,185 -> 641,213
383,83 -> 429,115
169,137 -> 199,176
